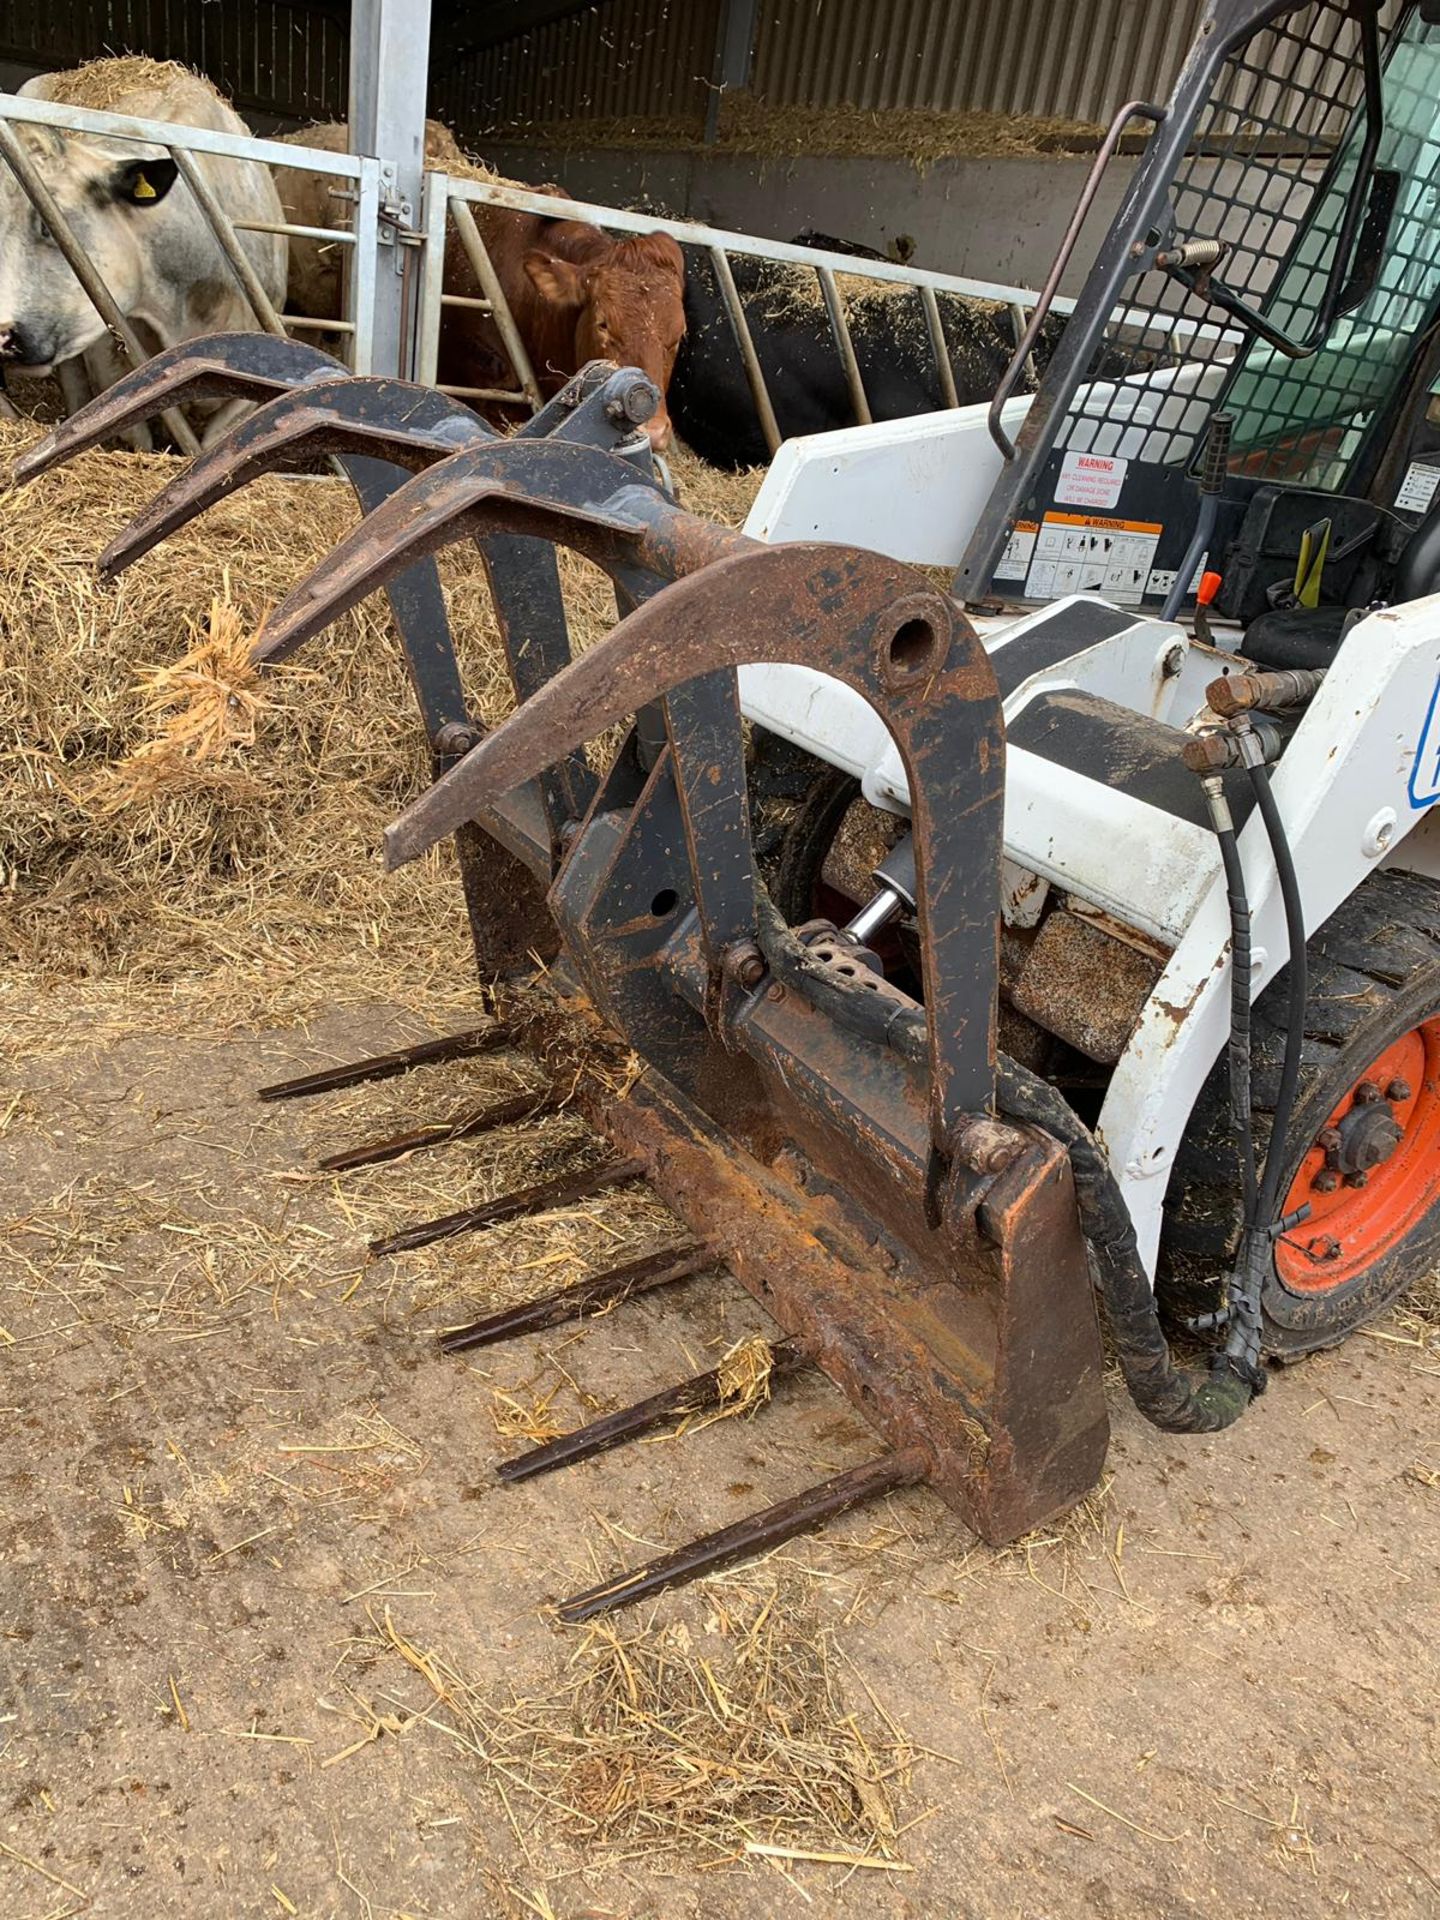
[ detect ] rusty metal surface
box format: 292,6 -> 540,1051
96,375 -> 488,582
257,1024 -> 515,1101
438,1243 -> 711,1355
553,1449 -> 927,1625
588,1053 -> 1108,1542
385,538 -> 1003,1156
50,330 -> 1121,1568
369,1154 -> 645,1258
250,437 -> 741,667
496,1339 -> 809,1485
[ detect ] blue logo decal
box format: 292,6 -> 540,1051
1411,673 -> 1440,810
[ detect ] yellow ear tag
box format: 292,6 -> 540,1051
133,171 -> 157,200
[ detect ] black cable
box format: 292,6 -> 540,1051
995,1060 -> 1255,1432
1210,796 -> 1258,1221
1246,757 -> 1309,1228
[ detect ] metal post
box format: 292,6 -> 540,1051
709,246 -> 780,456
448,197 -> 544,409
706,0 -> 760,144
168,147 -> 286,337
920,284 -> 960,408
816,265 -> 872,426
347,0 -> 432,378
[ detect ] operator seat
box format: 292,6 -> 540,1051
1243,486 -> 1440,669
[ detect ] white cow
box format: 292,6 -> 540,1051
0,58 -> 286,442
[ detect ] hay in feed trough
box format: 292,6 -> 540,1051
0,420 -> 764,1025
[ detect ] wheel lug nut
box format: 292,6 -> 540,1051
1353,1080 -> 1383,1106
1312,1169 -> 1340,1193
1385,1078 -> 1412,1103
1318,1127 -> 1342,1153
1344,1169 -> 1369,1188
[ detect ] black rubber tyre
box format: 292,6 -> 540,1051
768,767 -> 862,924
1158,866 -> 1440,1358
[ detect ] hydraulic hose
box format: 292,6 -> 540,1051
994,1058 -> 1257,1431
1210,749 -> 1311,1381
752,891 -> 1261,1430
1203,777 -> 1257,1221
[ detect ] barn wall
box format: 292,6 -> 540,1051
432,0 -> 724,138
444,0 -> 1205,137
0,0 -> 346,126
748,0 -> 1203,120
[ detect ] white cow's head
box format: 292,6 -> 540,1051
0,129 -> 181,371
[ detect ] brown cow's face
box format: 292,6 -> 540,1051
524,235 -> 685,450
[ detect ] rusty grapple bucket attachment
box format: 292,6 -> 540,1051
42,336 -> 1246,1619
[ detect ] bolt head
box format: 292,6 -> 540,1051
1344,1170 -> 1369,1189
1312,1169 -> 1340,1194
1352,1081 -> 1383,1106
1318,1127 -> 1343,1154
1385,1078 -> 1412,1104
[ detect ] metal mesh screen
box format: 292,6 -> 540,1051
1223,10 -> 1440,486
1056,0 -> 1380,475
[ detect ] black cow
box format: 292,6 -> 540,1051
669,244 -> 1031,470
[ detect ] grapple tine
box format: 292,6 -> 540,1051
257,1024 -> 515,1101
495,1339 -> 807,1484
369,1154 -> 646,1258
97,376 -> 490,584
9,333 -> 344,486
437,1244 -> 711,1355
316,1087 -> 559,1173
552,1450 -> 927,1623
251,439 -> 664,666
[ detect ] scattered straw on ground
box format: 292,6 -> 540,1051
373,1585 -> 917,1869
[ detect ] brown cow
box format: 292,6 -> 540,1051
274,121 -> 685,449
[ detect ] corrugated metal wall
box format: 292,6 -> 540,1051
439,0 -> 1210,137
433,0 -> 723,136
0,0 -> 347,124
749,0 -> 1206,121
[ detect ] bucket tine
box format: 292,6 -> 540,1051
98,377 -> 491,583
9,332 -> 344,485
438,1243 -> 712,1354
251,439 -> 662,666
317,1087 -> 559,1173
258,1024 -> 516,1102
495,1339 -> 808,1484
370,1154 -> 646,1258
553,1449 -> 927,1624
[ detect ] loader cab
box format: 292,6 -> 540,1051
964,0 -> 1440,657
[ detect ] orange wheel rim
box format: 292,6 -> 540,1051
1278,1018 -> 1440,1293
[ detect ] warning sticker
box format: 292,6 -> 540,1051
1023,511 -> 1162,605
1055,450 -> 1128,511
1396,459 -> 1440,516
995,518 -> 1039,581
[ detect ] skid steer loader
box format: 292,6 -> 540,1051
15,0 -> 1440,1621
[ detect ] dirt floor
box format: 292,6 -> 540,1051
2,979 -> 1438,1920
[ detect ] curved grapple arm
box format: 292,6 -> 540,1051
96,376 -> 489,582
9,333 -> 347,485
251,437 -> 735,666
